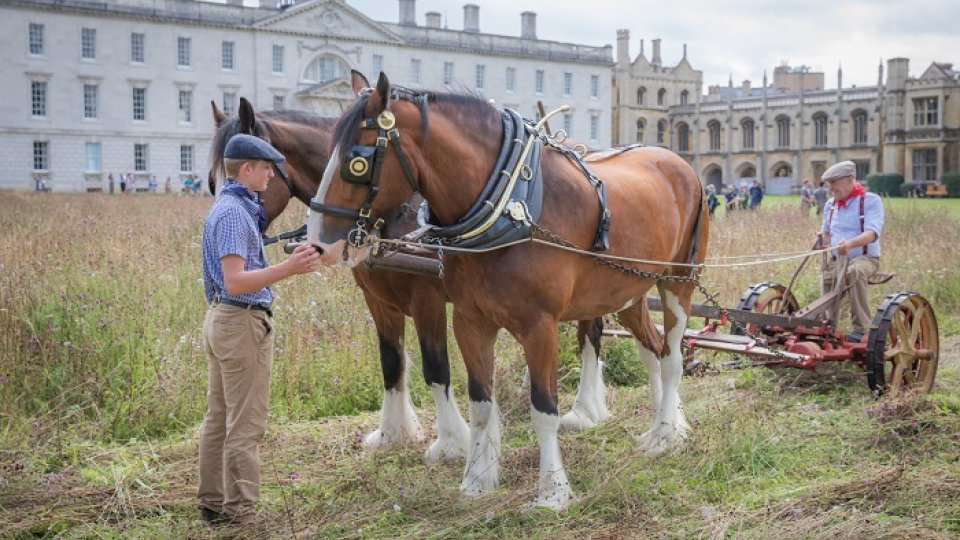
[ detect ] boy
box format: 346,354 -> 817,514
198,133 -> 321,526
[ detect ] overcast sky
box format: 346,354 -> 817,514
340,0 -> 958,90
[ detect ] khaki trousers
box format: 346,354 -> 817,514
822,255 -> 880,334
199,304 -> 274,518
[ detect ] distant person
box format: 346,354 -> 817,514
738,185 -> 750,210
749,180 -> 763,210
799,179 -> 814,215
724,185 -> 737,212
164,176 -> 172,194
149,175 -> 158,193
706,184 -> 719,217
184,176 -> 194,195
108,173 -> 115,194
119,173 -> 127,193
813,181 -> 829,215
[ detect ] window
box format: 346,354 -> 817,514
505,67 -> 515,92
178,90 -> 192,123
680,89 -> 689,105
776,115 -> 790,148
177,37 -> 191,67
657,119 -> 666,144
409,58 -> 420,85
637,87 -> 645,105
372,54 -> 383,76
84,142 -> 101,172
563,72 -> 572,96
590,75 -> 599,98
221,41 -> 235,70
635,118 -> 645,143
913,97 -> 938,126
81,28 -> 96,60
31,81 -> 47,117
535,70 -> 544,94
912,149 -> 937,181
273,45 -> 284,74
83,84 -> 98,119
180,145 -> 194,172
708,120 -> 721,151
677,123 -> 689,152
475,64 -> 485,90
132,87 -> 146,121
131,33 -> 145,63
273,94 -> 284,110
855,161 -> 870,180
657,88 -> 666,106
852,111 -> 868,145
590,113 -> 599,141
563,113 -> 572,135
29,23 -> 44,55
813,113 -> 827,146
443,62 -> 453,86
303,55 -> 348,84
33,141 -> 49,170
742,118 -> 755,149
222,92 -> 236,114
134,143 -> 148,172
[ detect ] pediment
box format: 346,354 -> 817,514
256,0 -> 403,43
296,78 -> 355,99
917,62 -> 955,83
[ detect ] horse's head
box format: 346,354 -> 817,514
307,70 -> 432,267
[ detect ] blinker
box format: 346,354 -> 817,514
340,145 -> 376,184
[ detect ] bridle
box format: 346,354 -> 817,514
308,88 -> 424,247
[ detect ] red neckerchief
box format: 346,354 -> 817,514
836,182 -> 865,209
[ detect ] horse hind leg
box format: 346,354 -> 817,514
560,318 -> 612,431
412,300 -> 469,462
363,297 -> 424,451
616,301 -> 666,447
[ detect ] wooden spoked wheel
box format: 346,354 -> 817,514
866,292 -> 939,397
732,282 -> 800,336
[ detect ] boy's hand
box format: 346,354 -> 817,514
286,243 -> 322,275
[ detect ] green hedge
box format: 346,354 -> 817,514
866,173 -> 905,197
943,173 -> 960,197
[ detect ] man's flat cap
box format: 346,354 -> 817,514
821,160 -> 856,182
224,134 -> 285,163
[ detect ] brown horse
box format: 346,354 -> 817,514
308,72 -> 707,510
207,98 -> 615,463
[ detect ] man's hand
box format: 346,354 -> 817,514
284,243 -> 322,275
837,239 -> 850,256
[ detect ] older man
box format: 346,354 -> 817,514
818,160 -> 884,340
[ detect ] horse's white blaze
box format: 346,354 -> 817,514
460,400 -> 501,498
306,145 -> 340,248
425,383 -> 470,462
363,351 -> 424,451
531,409 -> 574,511
560,340 -> 611,431
638,290 -> 690,454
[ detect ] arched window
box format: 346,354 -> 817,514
680,89 -> 689,105
302,54 -> 349,84
636,86 -> 646,105
776,115 -> 790,148
813,112 -> 828,146
657,119 -> 666,144
657,88 -> 667,106
635,118 -> 645,143
677,122 -> 689,152
708,120 -> 721,151
741,118 -> 755,149
852,110 -> 868,144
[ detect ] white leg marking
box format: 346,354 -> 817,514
460,400 -> 501,498
637,341 -> 662,438
637,290 -> 690,454
561,340 -> 611,431
424,383 -> 470,462
527,409 -> 574,511
363,352 -> 424,451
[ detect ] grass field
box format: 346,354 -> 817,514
1,192 -> 959,539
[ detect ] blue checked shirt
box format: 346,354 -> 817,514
821,191 -> 884,258
202,179 -> 273,308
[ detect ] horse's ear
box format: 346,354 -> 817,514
211,100 -> 227,127
239,97 -> 256,133
351,69 -> 370,94
374,72 -> 390,111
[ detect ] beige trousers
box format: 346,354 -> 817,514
199,304 -> 274,518
822,255 -> 880,334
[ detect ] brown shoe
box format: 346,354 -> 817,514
198,505 -> 225,526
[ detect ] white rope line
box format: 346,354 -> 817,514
706,248 -> 825,261
373,236 -> 832,269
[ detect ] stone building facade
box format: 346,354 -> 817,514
612,30 -> 960,194
1,0 -> 613,191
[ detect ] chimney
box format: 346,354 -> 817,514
399,0 -> 416,26
463,4 -> 479,33
521,11 -> 536,39
425,11 -> 441,28
651,38 -> 662,66
616,29 -> 629,66
742,79 -> 751,94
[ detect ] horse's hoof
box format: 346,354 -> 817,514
636,424 -> 688,455
424,438 -> 468,462
559,406 -> 611,431
362,428 -> 423,452
522,489 -> 575,513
